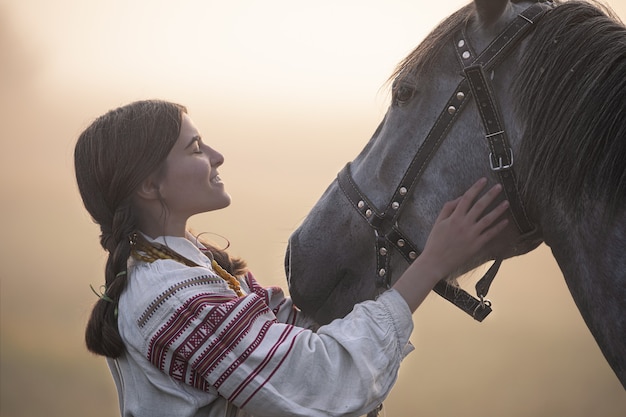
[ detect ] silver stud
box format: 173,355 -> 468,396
458,39 -> 465,48
357,200 -> 365,209
399,187 -> 407,195
448,106 -> 456,115
379,247 -> 388,256
409,251 -> 417,260
462,51 -> 471,59
397,239 -> 405,247
391,201 -> 400,210
365,209 -> 372,217
456,91 -> 465,100
378,268 -> 386,277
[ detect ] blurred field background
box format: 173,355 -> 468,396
1,1 -> 625,416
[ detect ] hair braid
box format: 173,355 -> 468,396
86,201 -> 137,357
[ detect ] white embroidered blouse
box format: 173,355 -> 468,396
108,234 -> 414,417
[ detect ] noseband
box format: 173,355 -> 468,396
338,2 -> 551,321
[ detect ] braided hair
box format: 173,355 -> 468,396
75,100 -> 245,358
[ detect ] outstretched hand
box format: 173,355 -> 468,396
393,178 -> 509,313
421,177 -> 509,280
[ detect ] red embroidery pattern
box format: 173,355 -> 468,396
143,271 -> 305,401
146,288 -> 299,400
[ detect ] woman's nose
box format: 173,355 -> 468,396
208,146 -> 224,167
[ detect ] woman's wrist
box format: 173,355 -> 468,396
392,256 -> 443,313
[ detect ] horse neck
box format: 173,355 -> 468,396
542,204 -> 626,386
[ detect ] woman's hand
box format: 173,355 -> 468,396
420,177 -> 509,279
393,178 -> 509,312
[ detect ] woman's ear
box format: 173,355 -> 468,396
135,174 -> 161,201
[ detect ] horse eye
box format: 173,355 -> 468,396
393,84 -> 416,106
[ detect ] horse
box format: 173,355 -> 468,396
285,0 -> 626,391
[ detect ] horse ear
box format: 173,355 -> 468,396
474,0 -> 509,24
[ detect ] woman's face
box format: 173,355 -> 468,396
157,113 -> 231,221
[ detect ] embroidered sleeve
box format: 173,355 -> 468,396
138,269 -> 413,417
244,271 -> 318,329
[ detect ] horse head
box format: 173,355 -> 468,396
286,0 -> 626,387
286,0 -> 546,324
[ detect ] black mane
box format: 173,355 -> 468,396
514,1 -> 626,219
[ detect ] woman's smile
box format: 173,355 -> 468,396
211,174 -> 223,185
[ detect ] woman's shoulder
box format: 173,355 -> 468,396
120,260 -> 235,332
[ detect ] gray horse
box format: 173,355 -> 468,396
286,0 -> 626,389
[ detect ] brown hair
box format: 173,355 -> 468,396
75,100 -> 245,358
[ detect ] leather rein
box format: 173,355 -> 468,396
337,2 -> 550,321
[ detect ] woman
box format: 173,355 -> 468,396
75,100 -> 509,417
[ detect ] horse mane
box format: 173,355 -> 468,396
514,1 -> 626,221
389,3 -> 474,83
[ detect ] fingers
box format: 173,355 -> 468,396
440,178 -> 510,236
477,199 -> 509,229
476,216 -> 509,245
450,178 -> 510,237
476,200 -> 510,242
435,197 -> 461,222
470,182 -> 510,243
467,182 -> 504,222
456,177 -> 488,214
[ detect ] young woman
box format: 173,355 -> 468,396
75,100 -> 509,417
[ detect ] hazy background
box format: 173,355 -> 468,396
1,0 -> 625,416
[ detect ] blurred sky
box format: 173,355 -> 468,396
1,1 -> 625,416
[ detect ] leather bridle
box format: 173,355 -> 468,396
337,2 -> 551,321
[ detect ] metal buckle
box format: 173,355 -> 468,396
473,295 -> 492,319
489,148 -> 514,171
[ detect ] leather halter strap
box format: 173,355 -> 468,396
337,2 -> 549,321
